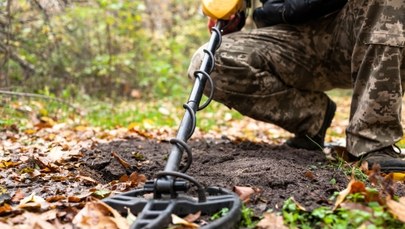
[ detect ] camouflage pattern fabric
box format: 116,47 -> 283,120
188,0 -> 405,157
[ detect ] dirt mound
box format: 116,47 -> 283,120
80,137 -> 349,211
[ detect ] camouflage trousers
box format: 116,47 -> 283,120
188,0 -> 405,156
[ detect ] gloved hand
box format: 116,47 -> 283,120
253,0 -> 347,28
207,11 -> 246,35
253,0 -> 286,28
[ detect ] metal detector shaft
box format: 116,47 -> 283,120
104,20 -> 243,228
164,21 -> 224,172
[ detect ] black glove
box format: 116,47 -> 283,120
253,0 -> 286,28
253,0 -> 347,28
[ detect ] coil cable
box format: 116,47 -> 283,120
158,27 -> 223,200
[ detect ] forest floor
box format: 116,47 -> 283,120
1,93 -> 405,228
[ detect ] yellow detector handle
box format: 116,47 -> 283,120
201,0 -> 244,20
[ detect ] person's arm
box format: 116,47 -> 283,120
253,0 -> 347,28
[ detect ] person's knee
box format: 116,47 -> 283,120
187,44 -> 207,80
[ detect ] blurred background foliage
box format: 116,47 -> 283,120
0,0 -> 209,100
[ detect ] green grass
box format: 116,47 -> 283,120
281,197 -> 405,229
0,95 -> 243,132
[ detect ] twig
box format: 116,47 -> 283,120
0,90 -> 79,111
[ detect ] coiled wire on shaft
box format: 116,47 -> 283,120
160,27 -> 222,198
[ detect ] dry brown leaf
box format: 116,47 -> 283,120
46,195 -> 66,202
129,172 -> 146,186
72,198 -> 129,229
119,174 -> 129,182
256,211 -> 288,229
68,196 -> 82,203
77,175 -> 99,185
183,211 -> 201,223
349,180 -> 366,194
334,179 -> 368,210
386,196 -> 405,223
333,179 -> 355,210
0,204 -> 13,215
11,189 -> 26,203
304,170 -> 315,180
171,214 -> 200,228
233,186 -> 256,203
18,193 -> 49,212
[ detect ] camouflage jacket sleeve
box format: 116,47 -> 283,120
253,0 -> 347,28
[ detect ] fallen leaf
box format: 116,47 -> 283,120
18,192 -> 49,212
387,172 -> 405,182
333,179 -> 355,210
77,175 -> 99,185
233,186 -> 256,203
46,195 -> 66,202
304,170 -> 315,180
0,204 -> 13,215
183,211 -> 201,223
256,211 -> 287,229
386,196 -> 405,223
129,172 -> 146,187
171,214 -> 199,228
0,160 -> 21,169
72,198 -> 129,229
349,180 -> 366,194
126,207 -> 137,225
11,189 -> 25,203
92,190 -> 111,199
68,196 -> 82,203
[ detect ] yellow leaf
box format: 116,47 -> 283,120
24,129 -> 37,135
40,116 -> 55,126
387,172 -> 405,182
0,160 -> 21,169
74,125 -> 88,131
127,122 -> 140,131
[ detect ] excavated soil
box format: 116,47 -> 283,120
80,137 -> 351,212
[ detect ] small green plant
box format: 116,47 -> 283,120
281,196 -> 405,229
210,208 -> 229,221
239,205 -> 258,228
334,158 -> 368,182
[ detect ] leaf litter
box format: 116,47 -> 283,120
1,113 -> 405,227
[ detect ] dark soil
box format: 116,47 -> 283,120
80,137 -> 350,212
